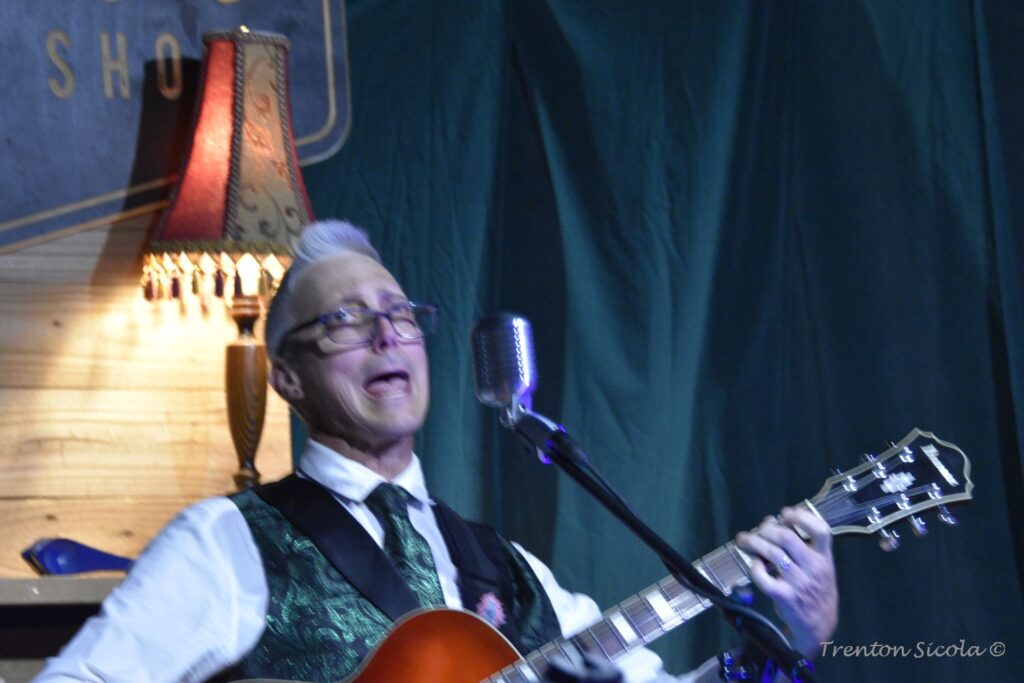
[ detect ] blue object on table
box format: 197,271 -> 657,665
22,538 -> 134,575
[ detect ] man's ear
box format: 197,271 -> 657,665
270,358 -> 304,402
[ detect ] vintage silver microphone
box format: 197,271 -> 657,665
470,313 -> 562,461
470,313 -> 537,428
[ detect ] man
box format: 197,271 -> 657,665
35,220 -> 837,682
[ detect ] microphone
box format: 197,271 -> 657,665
470,313 -> 536,426
471,314 -> 561,463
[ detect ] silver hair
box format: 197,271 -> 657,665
264,219 -> 381,357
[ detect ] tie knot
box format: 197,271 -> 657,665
365,483 -> 412,517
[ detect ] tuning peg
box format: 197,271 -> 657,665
831,467 -> 843,476
878,528 -> 900,552
938,505 -> 959,526
860,453 -> 877,464
909,515 -> 928,537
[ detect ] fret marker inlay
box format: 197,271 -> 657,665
609,612 -> 639,645
517,665 -> 539,681
645,590 -> 678,625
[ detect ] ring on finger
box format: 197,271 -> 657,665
776,552 -> 794,572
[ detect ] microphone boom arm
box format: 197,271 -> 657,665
505,409 -> 820,683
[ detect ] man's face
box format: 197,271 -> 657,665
282,252 -> 430,450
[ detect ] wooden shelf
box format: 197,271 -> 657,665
0,576 -> 122,605
0,576 -> 123,683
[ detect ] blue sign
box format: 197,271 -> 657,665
0,0 -> 350,252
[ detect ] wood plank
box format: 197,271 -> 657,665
0,282 -> 239,349
0,219 -> 150,285
0,335 -> 267,391
0,280 -> 244,319
0,498 -> 192,578
0,348 -> 243,391
0,387 -> 292,498
0,278 -> 273,392
0,451 -> 293,500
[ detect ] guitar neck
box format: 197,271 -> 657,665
486,541 -> 754,682
484,429 -> 974,682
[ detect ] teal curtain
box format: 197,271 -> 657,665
302,1 -> 1024,678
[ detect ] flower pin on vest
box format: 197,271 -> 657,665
475,592 -> 507,628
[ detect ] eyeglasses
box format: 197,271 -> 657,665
286,300 -> 439,348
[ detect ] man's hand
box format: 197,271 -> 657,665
734,506 -> 839,659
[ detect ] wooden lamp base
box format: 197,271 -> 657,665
226,295 -> 267,490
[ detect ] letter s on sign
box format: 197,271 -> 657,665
47,30 -> 75,98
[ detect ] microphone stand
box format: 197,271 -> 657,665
508,408 -> 820,683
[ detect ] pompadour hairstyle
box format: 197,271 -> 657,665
264,219 -> 381,357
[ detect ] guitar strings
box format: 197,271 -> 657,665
816,484 -> 939,527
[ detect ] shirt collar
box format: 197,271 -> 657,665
297,439 -> 433,506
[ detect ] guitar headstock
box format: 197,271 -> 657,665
807,429 -> 972,547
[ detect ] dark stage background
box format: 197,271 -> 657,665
298,1 -> 1024,680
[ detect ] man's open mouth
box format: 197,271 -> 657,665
363,370 -> 411,398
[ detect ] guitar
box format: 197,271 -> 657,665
240,428 -> 973,683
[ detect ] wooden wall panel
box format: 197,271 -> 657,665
0,286 -> 241,390
0,223 -> 146,285
0,387 -> 291,498
0,217 -> 292,578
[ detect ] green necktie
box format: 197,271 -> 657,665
364,483 -> 445,608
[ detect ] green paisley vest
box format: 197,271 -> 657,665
221,478 -> 561,682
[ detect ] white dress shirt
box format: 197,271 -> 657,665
34,442 -> 709,683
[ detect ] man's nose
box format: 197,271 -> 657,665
370,314 -> 399,351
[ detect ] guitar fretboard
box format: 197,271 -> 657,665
484,541 -> 753,682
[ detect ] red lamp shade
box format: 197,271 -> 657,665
143,29 -> 313,303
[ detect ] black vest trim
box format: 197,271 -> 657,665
431,498 -> 529,650
254,474 -> 421,622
